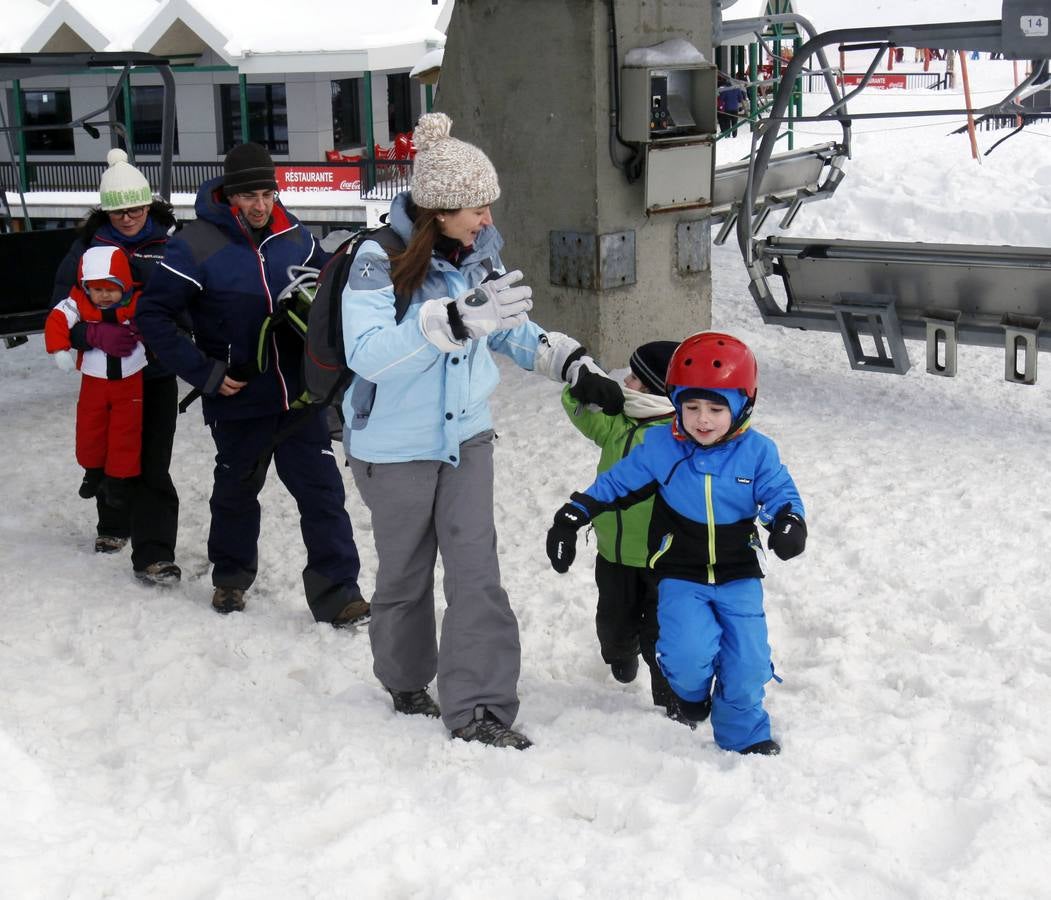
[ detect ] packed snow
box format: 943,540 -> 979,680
2,9 -> 1051,900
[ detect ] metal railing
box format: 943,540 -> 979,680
800,71 -> 942,91
0,157 -> 412,200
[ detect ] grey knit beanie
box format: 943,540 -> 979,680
409,112 -> 500,210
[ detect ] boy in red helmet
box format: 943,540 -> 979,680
546,332 -> 806,755
46,245 -> 146,514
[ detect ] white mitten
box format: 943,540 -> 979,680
53,350 -> 77,372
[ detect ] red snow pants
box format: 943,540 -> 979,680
75,372 -> 143,478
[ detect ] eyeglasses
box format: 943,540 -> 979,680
109,205 -> 148,220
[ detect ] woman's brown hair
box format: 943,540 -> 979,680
390,207 -> 444,298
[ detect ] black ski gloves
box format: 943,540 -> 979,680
568,367 -> 625,415
546,500 -> 593,573
767,504 -> 807,560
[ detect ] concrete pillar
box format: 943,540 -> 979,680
437,0 -> 714,367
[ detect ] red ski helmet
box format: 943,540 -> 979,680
666,332 -> 758,397
666,332 -> 758,441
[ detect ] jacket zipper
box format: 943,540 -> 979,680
238,218 -> 297,410
704,473 -> 716,584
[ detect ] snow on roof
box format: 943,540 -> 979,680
1,1 -> 51,53
1,0 -> 451,66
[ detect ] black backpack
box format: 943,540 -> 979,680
256,224 -> 411,435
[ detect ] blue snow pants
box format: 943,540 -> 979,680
207,408 -> 362,622
656,577 -> 774,751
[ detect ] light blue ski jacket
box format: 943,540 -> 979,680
340,192 -> 548,465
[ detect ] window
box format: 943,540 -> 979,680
219,83 -> 288,154
331,78 -> 362,149
115,86 -> 179,155
387,73 -> 414,136
21,89 -> 74,153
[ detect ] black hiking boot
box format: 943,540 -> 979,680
740,739 -> 781,756
665,694 -> 712,730
212,587 -> 246,614
332,594 -> 371,629
610,656 -> 639,684
451,706 -> 532,750
79,468 -> 104,499
387,687 -> 441,718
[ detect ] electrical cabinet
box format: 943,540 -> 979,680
621,59 -> 717,213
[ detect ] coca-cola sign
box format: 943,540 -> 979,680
276,165 -> 361,193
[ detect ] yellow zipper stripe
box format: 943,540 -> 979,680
648,533 -> 674,569
705,473 -> 716,584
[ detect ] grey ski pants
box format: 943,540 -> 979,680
349,430 -> 521,731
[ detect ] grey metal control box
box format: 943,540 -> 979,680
1001,0 -> 1051,57
620,63 -> 717,143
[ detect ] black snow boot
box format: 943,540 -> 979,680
609,656 -> 639,684
666,694 -> 712,729
387,687 -> 441,718
451,706 -> 532,750
740,739 -> 781,756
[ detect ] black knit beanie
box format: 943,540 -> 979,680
223,142 -> 278,195
629,340 -> 679,394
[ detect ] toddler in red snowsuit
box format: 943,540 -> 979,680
45,245 -> 146,509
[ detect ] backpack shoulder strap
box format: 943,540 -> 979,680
345,225 -> 411,323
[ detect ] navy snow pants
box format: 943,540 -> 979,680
207,408 -> 361,622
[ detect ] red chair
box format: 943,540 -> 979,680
394,132 -> 416,160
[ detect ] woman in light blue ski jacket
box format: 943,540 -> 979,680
339,113 -> 617,749
341,191 -> 547,464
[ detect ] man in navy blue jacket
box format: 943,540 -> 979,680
136,143 -> 366,623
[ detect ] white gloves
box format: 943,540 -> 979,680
418,270 -> 534,352
53,349 -> 77,372
452,270 -> 533,340
418,298 -> 463,352
534,331 -> 587,383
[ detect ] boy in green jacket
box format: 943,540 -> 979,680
561,340 -> 692,719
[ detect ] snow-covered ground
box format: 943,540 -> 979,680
3,14 -> 1051,900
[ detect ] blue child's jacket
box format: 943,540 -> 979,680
578,424 -> 803,585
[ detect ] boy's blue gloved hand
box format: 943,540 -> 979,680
546,502 -> 592,573
767,504 -> 807,560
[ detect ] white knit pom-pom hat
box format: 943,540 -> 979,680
98,148 -> 153,211
409,112 -> 500,210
